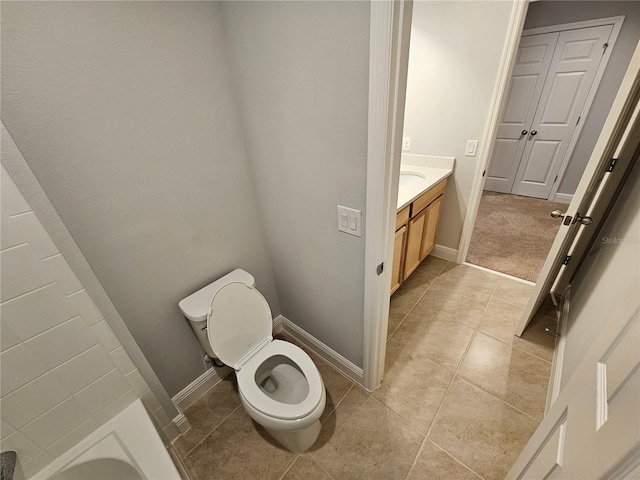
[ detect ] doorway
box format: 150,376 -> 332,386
466,14 -> 625,282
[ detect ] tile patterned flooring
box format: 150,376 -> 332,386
172,258 -> 557,480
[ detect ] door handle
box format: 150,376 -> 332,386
521,130 -> 528,136
573,213 -> 593,225
530,130 -> 538,136
551,210 -> 573,225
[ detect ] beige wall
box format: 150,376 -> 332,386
402,1 -> 515,250
220,1 -> 371,367
1,1 -> 279,396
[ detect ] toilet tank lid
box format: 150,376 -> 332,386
178,269 -> 255,322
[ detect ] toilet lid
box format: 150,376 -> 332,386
207,282 -> 272,370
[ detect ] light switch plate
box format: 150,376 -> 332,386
337,206 -> 362,237
465,140 -> 479,157
402,137 -> 411,152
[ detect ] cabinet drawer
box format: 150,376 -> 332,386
396,205 -> 410,230
410,179 -> 447,217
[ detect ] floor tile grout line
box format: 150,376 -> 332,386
453,375 -> 542,424
319,381 -> 355,424
427,436 -> 488,480
311,455 -> 337,480
389,266 -> 443,340
424,278 -> 498,440
276,454 -> 301,480
475,328 -> 554,364
180,403 -> 243,460
367,390 -> 427,439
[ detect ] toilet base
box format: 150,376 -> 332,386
263,419 -> 321,453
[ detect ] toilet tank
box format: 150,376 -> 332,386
178,269 -> 255,358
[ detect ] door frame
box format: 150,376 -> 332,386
456,13 -> 623,264
363,0 -> 531,390
362,0 -> 413,391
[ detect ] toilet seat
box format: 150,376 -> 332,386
237,340 -> 323,421
207,282 -> 323,421
207,282 -> 273,370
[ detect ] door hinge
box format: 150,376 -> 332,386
376,263 -> 384,275
563,255 -> 571,265
608,158 -> 617,172
553,175 -> 558,184
482,170 -> 486,177
576,116 -> 581,126
603,42 -> 609,54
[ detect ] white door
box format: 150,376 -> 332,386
506,293 -> 639,480
484,32 -> 559,193
512,24 -> 614,198
485,24 -> 613,199
514,40 -> 640,337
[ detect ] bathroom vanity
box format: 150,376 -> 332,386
391,155 -> 454,294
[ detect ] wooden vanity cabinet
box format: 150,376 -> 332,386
391,206 -> 410,294
391,178 -> 447,293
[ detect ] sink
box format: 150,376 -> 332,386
399,171 -> 425,185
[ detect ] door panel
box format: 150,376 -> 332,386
507,298 -> 640,480
512,25 -> 613,198
484,32 -> 559,193
486,138 -> 521,181
519,140 -> 561,184
539,72 -> 587,125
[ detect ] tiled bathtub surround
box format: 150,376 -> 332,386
0,165 -> 169,478
172,258 -> 556,480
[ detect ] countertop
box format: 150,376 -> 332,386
397,154 -> 455,211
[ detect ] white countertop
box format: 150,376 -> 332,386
397,154 -> 455,211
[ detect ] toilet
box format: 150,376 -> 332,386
178,269 -> 326,453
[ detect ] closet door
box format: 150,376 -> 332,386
511,24 -> 613,199
484,32 -> 559,193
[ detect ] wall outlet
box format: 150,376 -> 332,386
337,206 -> 362,237
465,140 -> 479,157
402,137 -> 411,151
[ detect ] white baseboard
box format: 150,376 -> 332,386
553,193 -> 573,204
172,367 -> 221,412
431,244 -> 458,262
173,413 -> 191,435
276,315 -> 364,386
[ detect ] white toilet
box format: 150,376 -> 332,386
178,269 -> 326,453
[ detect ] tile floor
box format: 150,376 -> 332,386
171,258 -> 558,480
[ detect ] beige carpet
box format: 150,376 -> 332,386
467,192 -> 567,282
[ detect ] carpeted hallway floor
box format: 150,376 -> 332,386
467,192 -> 567,282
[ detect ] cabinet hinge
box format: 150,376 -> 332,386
563,255 -> 571,266
603,42 -> 609,54
576,116 -> 581,126
608,158 -> 617,172
376,263 -> 384,275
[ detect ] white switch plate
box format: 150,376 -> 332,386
337,206 -> 362,237
465,140 -> 479,157
402,137 -> 411,152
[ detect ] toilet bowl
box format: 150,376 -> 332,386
178,270 -> 326,453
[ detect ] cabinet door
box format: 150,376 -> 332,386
391,226 -> 407,294
404,210 -> 426,281
420,194 -> 444,260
